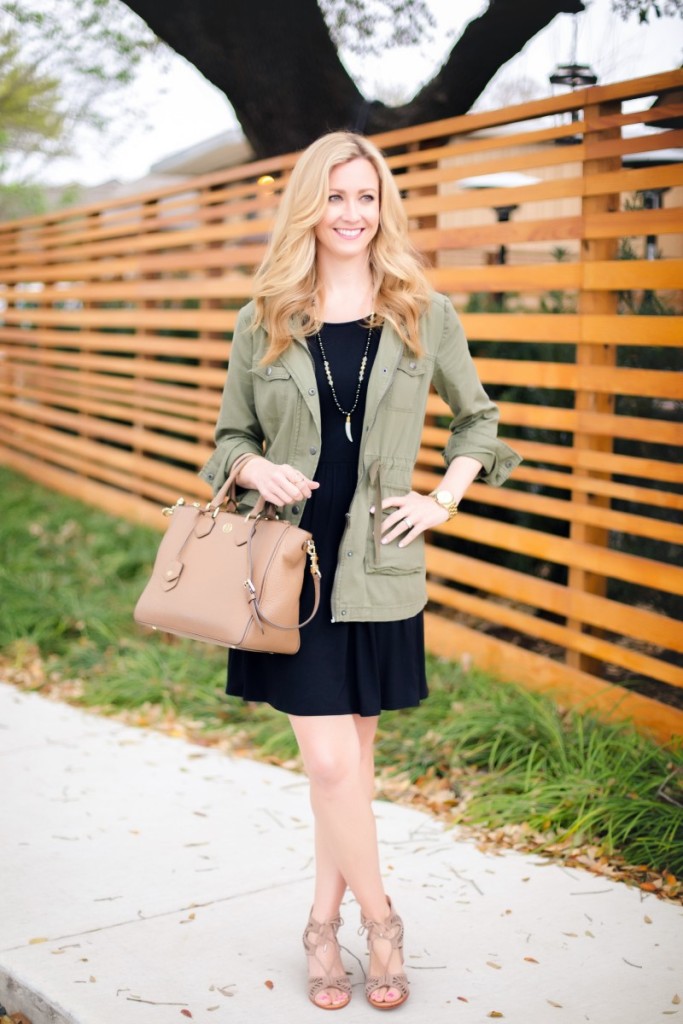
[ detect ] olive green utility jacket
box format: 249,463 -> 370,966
199,291 -> 521,622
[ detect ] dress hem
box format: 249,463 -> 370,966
224,691 -> 429,718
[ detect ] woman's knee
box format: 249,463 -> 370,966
288,715 -> 363,791
306,748 -> 360,791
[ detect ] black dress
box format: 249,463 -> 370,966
226,319 -> 428,717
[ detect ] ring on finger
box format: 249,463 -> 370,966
404,517 -> 413,529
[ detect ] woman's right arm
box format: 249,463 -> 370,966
199,305 -> 318,505
198,305 -> 264,493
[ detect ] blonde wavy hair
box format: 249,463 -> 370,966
251,131 -> 431,362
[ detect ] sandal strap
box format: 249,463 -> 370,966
303,910 -> 351,1005
365,971 -> 410,1000
303,912 -> 343,953
309,973 -> 352,999
360,900 -> 409,1005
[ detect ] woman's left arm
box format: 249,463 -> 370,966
379,295 -> 521,547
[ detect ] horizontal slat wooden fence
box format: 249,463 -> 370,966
1,71 -> 682,743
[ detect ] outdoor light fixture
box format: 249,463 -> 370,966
548,12 -> 598,144
457,173 -> 539,266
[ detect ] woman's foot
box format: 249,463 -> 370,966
303,909 -> 352,1010
359,896 -> 410,1010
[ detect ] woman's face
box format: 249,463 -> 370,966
314,157 -> 380,262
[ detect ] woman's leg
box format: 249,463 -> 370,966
310,713 -> 378,919
290,712 -> 405,1007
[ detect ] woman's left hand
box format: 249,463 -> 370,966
374,491 -> 449,548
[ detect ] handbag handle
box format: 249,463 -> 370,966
211,453 -> 322,633
244,521 -> 321,633
209,452 -> 258,511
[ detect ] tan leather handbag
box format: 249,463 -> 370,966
134,455 -> 321,653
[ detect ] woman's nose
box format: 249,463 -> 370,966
342,199 -> 360,221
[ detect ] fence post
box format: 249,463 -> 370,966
566,98 -> 621,673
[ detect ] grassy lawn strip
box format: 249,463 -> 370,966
1,466 -> 681,899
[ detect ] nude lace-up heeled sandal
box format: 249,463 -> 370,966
302,909 -> 352,1010
359,896 -> 410,1010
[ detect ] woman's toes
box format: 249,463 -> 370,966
371,986 -> 399,1005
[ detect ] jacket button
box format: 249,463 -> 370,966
341,610 -> 347,616
409,360 -> 417,369
207,472 -> 214,480
309,446 -> 317,455
266,366 -> 273,376
292,505 -> 300,514
308,387 -> 316,396
346,550 -> 353,557
504,459 -> 513,469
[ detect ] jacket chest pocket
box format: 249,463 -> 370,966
252,364 -> 297,434
386,356 -> 429,411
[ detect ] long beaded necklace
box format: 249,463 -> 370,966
316,320 -> 373,443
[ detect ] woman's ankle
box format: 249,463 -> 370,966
361,894 -> 391,923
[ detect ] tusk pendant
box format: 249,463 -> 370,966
344,415 -> 353,443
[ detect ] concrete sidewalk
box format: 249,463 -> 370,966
0,682 -> 680,1024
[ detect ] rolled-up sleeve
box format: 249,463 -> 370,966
198,304 -> 264,494
431,296 -> 521,487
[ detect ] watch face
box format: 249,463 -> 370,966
436,490 -> 454,504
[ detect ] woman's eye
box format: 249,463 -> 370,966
361,194 -> 376,202
328,194 -> 342,202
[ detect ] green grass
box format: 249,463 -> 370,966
1,466 -> 681,878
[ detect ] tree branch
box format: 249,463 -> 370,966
122,0 -> 586,156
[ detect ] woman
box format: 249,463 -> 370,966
200,131 -> 520,1011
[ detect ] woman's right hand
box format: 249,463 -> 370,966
236,456 -> 319,507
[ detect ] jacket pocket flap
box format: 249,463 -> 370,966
252,364 -> 291,381
396,355 -> 427,377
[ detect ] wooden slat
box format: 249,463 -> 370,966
0,246 -> 267,284
0,326 -> 231,360
438,512 -> 683,593
2,347 -> 227,386
425,546 -> 683,654
423,612 -> 683,746
1,275 -> 254,305
419,440 -> 683,509
413,467 -> 683,544
459,313 -> 683,346
474,359 -> 683,400
427,396 -> 682,446
426,580 -> 682,688
1,307 -> 244,331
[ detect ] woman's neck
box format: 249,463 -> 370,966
316,253 -> 374,322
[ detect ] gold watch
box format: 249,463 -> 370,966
429,489 -> 459,520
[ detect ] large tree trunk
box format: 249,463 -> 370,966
124,0 -> 584,158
